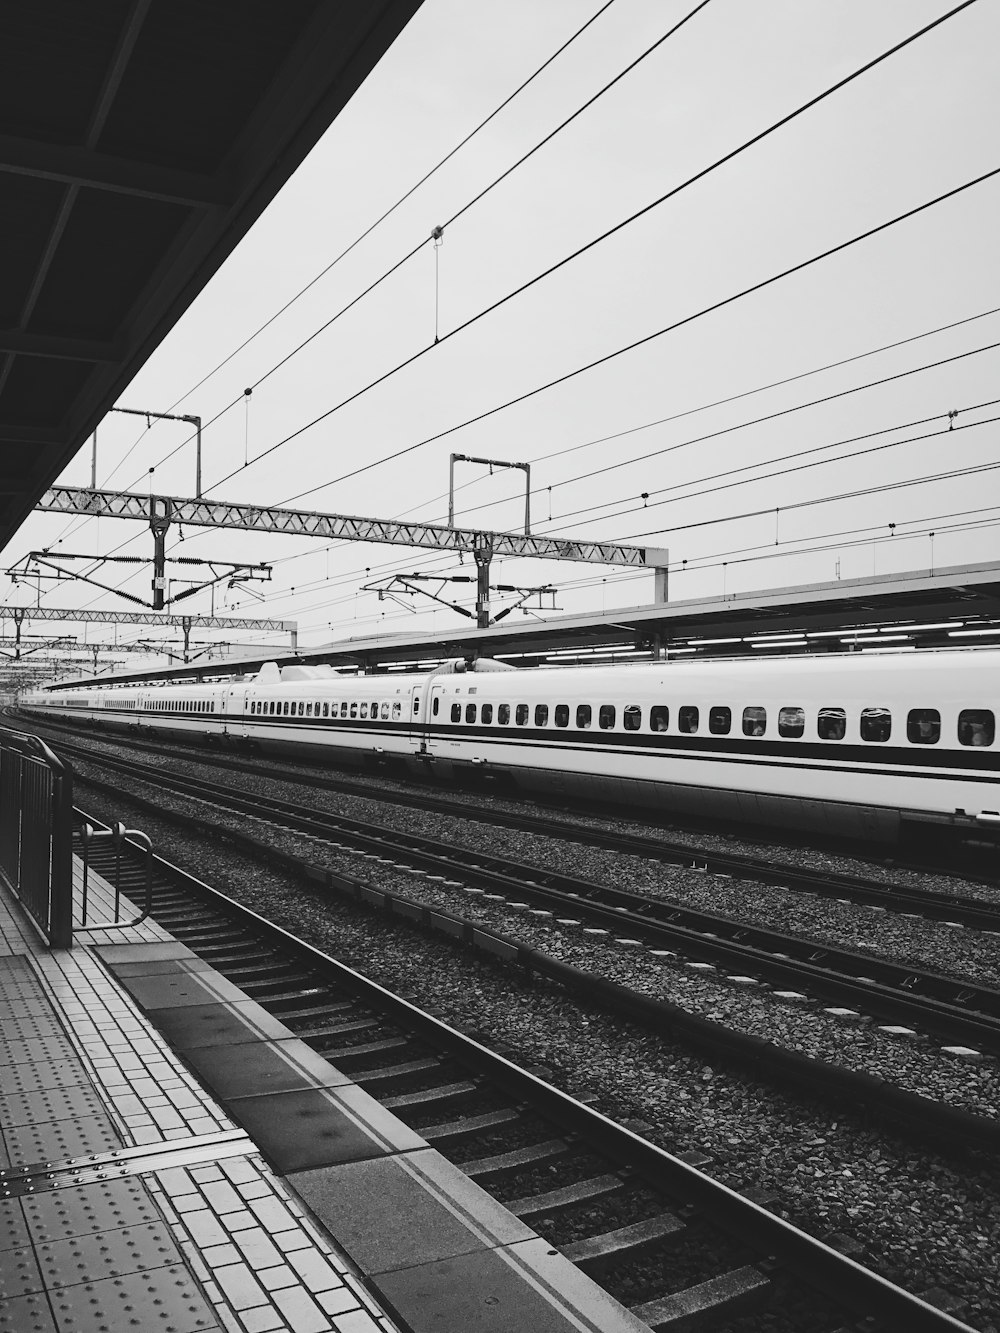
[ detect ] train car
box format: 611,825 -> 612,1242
19,648 -> 1000,848
418,650 -> 999,846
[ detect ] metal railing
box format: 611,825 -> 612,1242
0,733 -> 73,947
76,820 -> 153,932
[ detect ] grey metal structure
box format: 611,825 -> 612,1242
37,484 -> 671,629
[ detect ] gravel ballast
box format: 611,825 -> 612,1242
75,774 -> 1000,1332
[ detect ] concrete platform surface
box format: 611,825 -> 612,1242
1,849 -> 654,1333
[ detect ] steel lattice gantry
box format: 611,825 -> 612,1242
0,604 -> 298,662
37,486 -> 670,627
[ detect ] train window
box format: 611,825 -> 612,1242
451,703 -> 462,722
742,706 -> 766,737
381,702 -> 390,719
360,703 -> 368,719
576,704 -> 592,729
907,709 -> 940,745
778,706 -> 804,739
709,706 -> 731,735
516,704 -> 530,725
623,705 -> 642,731
306,702 -> 313,717
650,706 -> 669,732
498,704 -> 510,725
322,703 -> 329,718
817,707 -> 846,740
350,702 -> 358,718
555,704 -> 570,727
299,702 -> 306,716
599,704 -> 616,729
535,704 -> 549,726
860,707 -> 891,742
392,702 -> 402,720
466,703 -> 477,723
481,703 -> 493,724
958,709 -> 994,746
432,697 -> 440,716
371,701 -> 378,717
678,706 -> 699,734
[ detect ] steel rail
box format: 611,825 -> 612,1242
14,709 -> 1000,922
60,739 -> 1000,1054
76,806 -> 976,1333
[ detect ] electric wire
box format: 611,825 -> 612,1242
538,395 -> 1000,530
116,0 -> 699,497
47,4 -> 987,610
94,0 -> 621,494
276,161 -> 1000,510
220,0 -> 982,503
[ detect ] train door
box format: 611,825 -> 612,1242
223,684 -> 249,740
425,682 -> 452,756
409,683 -> 427,752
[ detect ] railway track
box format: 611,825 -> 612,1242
58,736 -> 1000,1057
15,709 -> 1000,919
76,807 -> 975,1332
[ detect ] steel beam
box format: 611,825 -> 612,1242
37,486 -> 670,569
0,133 -> 228,206
0,606 -> 295,632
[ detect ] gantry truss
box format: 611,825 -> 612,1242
37,486 -> 669,627
0,605 -> 298,662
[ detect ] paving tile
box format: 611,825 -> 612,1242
24,1177 -> 165,1244
0,1244 -> 44,1300
288,1150 -> 533,1276
115,967 -> 250,1011
4,1110 -> 121,1166
182,1036 -> 352,1100
47,1263 -> 219,1333
36,1220 -> 183,1289
318,1286 -> 364,1317
0,1201 -> 29,1254
213,1261 -> 268,1312
0,1289 -> 58,1333
331,1312 -> 383,1333
239,1307 -> 288,1333
231,1229 -> 283,1271
271,1285 -> 329,1332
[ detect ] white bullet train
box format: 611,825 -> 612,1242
20,648 -> 1000,848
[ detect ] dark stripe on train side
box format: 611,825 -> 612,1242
32,705 -> 1000,783
426,721 -> 1000,775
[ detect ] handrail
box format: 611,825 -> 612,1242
76,820 -> 153,931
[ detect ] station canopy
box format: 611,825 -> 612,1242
0,0 -> 421,555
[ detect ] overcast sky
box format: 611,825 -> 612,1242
7,0 -> 1000,663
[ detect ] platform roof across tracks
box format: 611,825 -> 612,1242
0,0 -> 421,556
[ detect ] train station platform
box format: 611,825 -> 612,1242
0,856 -> 649,1333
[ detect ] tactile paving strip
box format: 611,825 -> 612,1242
0,1289 -> 56,1333
46,1264 -> 217,1333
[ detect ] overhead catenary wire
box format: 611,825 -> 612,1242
166,302 -> 1000,607
211,0 -> 981,502
274,163 -> 1000,512
114,0 -> 695,497
39,3 -> 997,623
91,0 -> 620,496
538,395 -> 1000,530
